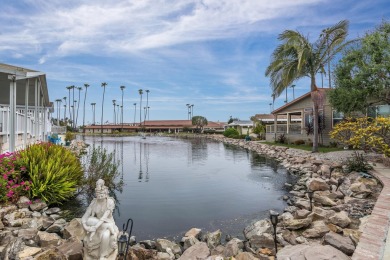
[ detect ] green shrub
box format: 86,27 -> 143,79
294,139 -> 305,145
19,143 -> 83,204
65,132 -> 75,142
276,134 -> 287,144
344,151 -> 373,173
223,128 -> 239,138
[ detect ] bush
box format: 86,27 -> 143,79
294,139 -> 305,145
344,151 -> 373,173
223,128 -> 239,138
0,152 -> 31,204
65,131 -> 75,142
81,147 -> 123,201
19,143 -> 83,204
276,134 -> 287,144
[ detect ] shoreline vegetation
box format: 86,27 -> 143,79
0,134 -> 384,259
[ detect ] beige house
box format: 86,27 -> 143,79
225,120 -> 254,135
265,88 -> 338,145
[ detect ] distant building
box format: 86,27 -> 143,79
225,120 -> 253,135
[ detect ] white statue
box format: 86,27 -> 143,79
82,179 -> 119,260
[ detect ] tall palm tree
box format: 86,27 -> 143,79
265,20 -> 350,152
83,83 -> 90,127
91,102 -> 96,125
66,86 -> 72,127
145,90 -> 150,122
55,99 -> 62,126
76,86 -> 82,127
112,100 -> 117,124
120,86 -> 125,130
138,89 -> 143,125
133,103 -> 137,125
63,104 -> 67,125
101,82 -> 107,133
71,85 -> 76,128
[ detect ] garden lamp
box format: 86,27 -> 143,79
305,191 -> 314,211
269,210 -> 279,254
117,218 -> 134,260
336,178 -> 344,191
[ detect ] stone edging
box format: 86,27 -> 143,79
352,164 -> 390,260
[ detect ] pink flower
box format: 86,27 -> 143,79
6,190 -> 14,197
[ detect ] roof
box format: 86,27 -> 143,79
272,88 -> 331,115
228,120 -> 253,126
254,114 -> 301,121
0,63 -> 50,107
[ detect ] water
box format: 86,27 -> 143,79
80,135 -> 295,240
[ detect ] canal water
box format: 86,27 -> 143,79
80,135 -> 295,240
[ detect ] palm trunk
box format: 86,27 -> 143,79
83,87 -> 88,127
311,77 -> 319,153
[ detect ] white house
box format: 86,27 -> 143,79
225,120 -> 254,135
0,63 -> 52,153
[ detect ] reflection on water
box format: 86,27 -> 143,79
80,136 -> 295,240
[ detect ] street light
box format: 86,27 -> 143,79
269,210 -> 279,254
305,190 -> 314,211
269,103 -> 272,113
118,218 -> 134,260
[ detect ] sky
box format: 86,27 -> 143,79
1,0 -> 389,124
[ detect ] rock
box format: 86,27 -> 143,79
236,252 -> 260,260
343,229 -> 362,246
284,206 -> 297,213
185,228 -> 202,239
279,212 -> 294,223
313,193 -> 337,207
157,251 -> 174,260
323,232 -> 355,256
295,209 -> 310,219
17,228 -> 38,240
295,236 -> 307,244
329,211 -> 351,228
46,218 -> 67,233
41,216 -> 55,230
206,230 -> 222,249
140,240 -> 157,249
62,218 -> 86,240
178,242 -> 210,260
210,245 -> 225,256
306,178 -> 330,191
281,230 -> 297,245
320,165 -> 331,177
284,218 -> 312,230
243,220 -> 272,240
0,220 -> 4,230
17,196 -> 31,209
34,248 -> 66,260
327,223 -> 343,233
29,201 -> 47,212
128,244 -> 158,260
302,221 -> 329,238
249,233 -> 274,250
18,246 -> 42,258
277,244 -> 350,260
309,207 -> 336,222
0,205 -> 17,219
57,237 -> 83,260
182,236 -> 199,250
37,231 -> 62,247
223,238 -> 243,257
44,207 -> 61,215
156,239 -> 182,255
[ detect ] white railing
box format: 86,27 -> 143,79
266,123 -> 302,134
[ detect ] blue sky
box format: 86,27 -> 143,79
1,0 -> 389,124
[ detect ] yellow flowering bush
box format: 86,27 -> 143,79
330,117 -> 390,157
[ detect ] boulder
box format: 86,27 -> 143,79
320,165 -> 331,177
140,240 -> 157,249
302,221 -> 329,238
313,193 -> 337,207
343,229 -> 362,246
34,248 -> 66,260
41,216 -> 55,230
44,207 -> 61,215
181,236 -> 199,250
37,231 -> 62,247
18,246 -> 42,258
206,230 -> 222,249
309,207 -> 336,222
277,244 -> 350,260
281,230 -> 297,245
223,238 -> 244,257
323,232 -> 355,256
128,244 -> 158,260
185,228 -> 202,239
280,212 -> 294,223
156,239 -> 182,255
327,223 -> 343,233
284,218 -> 312,230
178,242 -> 210,260
57,237 -> 83,260
235,252 -> 260,260
243,220 -> 272,240
63,218 -> 86,240
46,218 -> 67,233
306,178 -> 330,191
29,201 -> 47,212
329,211 -> 351,228
17,196 -> 31,209
294,199 -> 311,210
295,209 -> 310,219
249,233 -> 274,250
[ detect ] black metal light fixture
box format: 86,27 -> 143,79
269,210 -> 279,254
118,218 -> 134,260
305,191 -> 314,211
336,178 -> 344,191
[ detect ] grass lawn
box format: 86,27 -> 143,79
262,142 -> 344,153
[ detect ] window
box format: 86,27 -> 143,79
367,105 -> 390,118
332,111 -> 344,127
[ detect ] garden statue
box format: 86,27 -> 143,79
82,179 -> 119,260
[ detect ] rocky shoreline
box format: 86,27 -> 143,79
0,135 -> 383,259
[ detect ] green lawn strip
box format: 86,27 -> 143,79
262,142 -> 343,153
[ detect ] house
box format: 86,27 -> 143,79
225,120 -> 254,135
254,113 -> 301,125
0,63 -> 52,153
266,88 -> 335,145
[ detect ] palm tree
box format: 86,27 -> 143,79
76,86 -> 82,127
91,102 -> 96,125
63,104 -> 67,125
138,89 -> 143,125
145,90 -> 150,122
265,20 -> 350,152
71,85 -> 75,128
62,96 -> 67,121
120,86 -> 125,130
66,86 -> 72,127
112,100 -> 117,124
133,103 -> 137,125
83,84 -> 90,127
101,82 -> 107,133
55,99 -> 62,126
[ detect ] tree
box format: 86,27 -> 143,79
83,84 -> 90,127
138,89 -> 143,125
228,116 -> 239,124
120,86 -> 125,130
265,20 -> 351,152
329,21 -> 390,115
192,116 -> 208,133
101,82 -> 107,133
66,86 -> 72,127
76,86 -> 82,127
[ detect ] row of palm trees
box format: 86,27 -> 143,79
54,83 -> 151,131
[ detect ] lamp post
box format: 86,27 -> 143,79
269,210 -> 279,254
269,103 -> 272,113
336,178 -> 344,191
186,104 -> 190,120
118,218 -> 134,260
306,191 -> 314,211
133,103 -> 136,126
290,84 -> 296,100
191,104 -> 194,119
